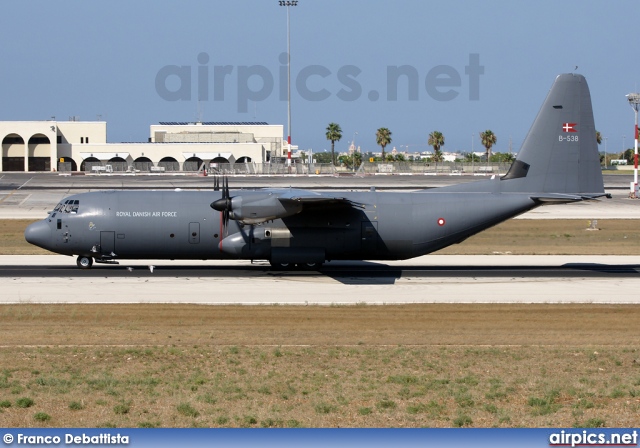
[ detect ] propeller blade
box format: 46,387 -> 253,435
210,176 -> 232,236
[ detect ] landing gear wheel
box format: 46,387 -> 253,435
303,262 -> 323,270
76,256 -> 93,269
269,261 -> 291,270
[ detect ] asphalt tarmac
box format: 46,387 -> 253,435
2,255 -> 639,304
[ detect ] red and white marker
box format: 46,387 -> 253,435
437,218 -> 446,226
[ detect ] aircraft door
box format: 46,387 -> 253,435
189,222 -> 200,244
361,221 -> 378,254
100,231 -> 115,255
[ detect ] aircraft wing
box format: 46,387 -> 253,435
276,189 -> 366,209
215,188 -> 367,224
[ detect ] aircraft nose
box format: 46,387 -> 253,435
24,220 -> 52,249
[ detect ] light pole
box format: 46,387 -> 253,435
626,93 -> 640,196
604,136 -> 608,169
352,131 -> 358,172
279,1 -> 298,170
471,133 -> 475,174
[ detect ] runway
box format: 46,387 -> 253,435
2,255 -> 639,305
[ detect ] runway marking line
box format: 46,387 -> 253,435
0,190 -> 17,204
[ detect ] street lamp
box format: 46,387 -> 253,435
352,131 -> 358,172
471,133 -> 474,174
279,0 -> 298,170
626,93 -> 640,196
604,136 -> 608,169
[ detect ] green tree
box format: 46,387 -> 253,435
337,152 -> 363,169
428,131 -> 445,163
480,130 -> 498,160
376,128 -> 392,161
622,148 -> 634,165
314,152 -> 333,164
465,153 -> 481,163
490,152 -> 515,163
352,151 -> 363,168
325,123 -> 342,166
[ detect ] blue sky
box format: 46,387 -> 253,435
1,0 -> 639,156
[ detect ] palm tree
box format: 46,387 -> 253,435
325,123 -> 342,166
428,131 -> 445,163
479,130 -> 497,160
376,128 -> 392,160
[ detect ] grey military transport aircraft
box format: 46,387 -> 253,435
25,74 -> 606,269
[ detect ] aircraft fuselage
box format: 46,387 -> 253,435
25,187 -> 538,266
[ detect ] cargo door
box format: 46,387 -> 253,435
100,231 -> 115,255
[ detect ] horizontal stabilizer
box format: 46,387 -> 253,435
530,192 -> 609,204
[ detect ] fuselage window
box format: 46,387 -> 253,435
71,200 -> 79,213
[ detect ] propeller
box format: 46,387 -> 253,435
211,176 -> 231,235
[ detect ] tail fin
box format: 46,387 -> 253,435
503,73 -> 604,196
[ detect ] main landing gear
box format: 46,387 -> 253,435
269,261 -> 323,270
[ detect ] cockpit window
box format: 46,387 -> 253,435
57,200 -> 80,214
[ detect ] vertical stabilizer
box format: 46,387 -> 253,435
502,74 -> 604,195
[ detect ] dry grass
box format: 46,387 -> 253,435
0,220 -> 50,255
1,304 -> 640,428
436,219 -> 640,255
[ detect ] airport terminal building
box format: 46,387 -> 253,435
0,120 -> 285,173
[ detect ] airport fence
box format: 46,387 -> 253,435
70,161 -> 512,176
356,161 -> 512,175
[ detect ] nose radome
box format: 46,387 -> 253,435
24,220 -> 52,249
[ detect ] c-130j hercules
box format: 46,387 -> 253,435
25,74 -> 607,269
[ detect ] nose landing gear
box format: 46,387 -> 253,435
76,255 -> 93,269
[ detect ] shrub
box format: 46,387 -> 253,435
16,397 -> 34,408
314,402 -> 337,414
376,399 -> 397,410
216,416 -> 229,425
177,403 -> 199,418
69,401 -> 84,411
34,412 -> 51,422
113,403 -> 130,415
453,414 -> 473,427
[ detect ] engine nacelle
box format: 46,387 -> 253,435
228,193 -> 302,223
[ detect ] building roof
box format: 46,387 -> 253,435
158,121 -> 269,126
